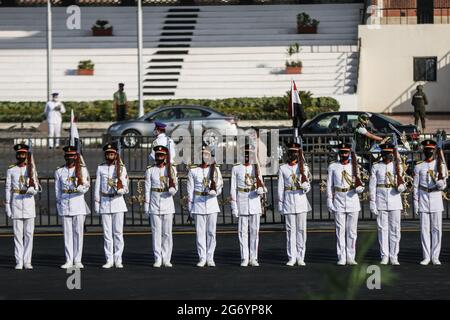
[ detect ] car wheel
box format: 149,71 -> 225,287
121,129 -> 141,148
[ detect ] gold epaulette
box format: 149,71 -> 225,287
188,164 -> 198,170
8,164 -> 15,169
416,160 -> 424,165
233,163 -> 241,166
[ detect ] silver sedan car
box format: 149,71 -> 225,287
106,105 -> 239,147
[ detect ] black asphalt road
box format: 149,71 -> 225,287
1,227 -> 450,300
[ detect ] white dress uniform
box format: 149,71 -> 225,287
327,161 -> 362,264
44,100 -> 66,148
413,159 -> 447,264
94,162 -> 129,266
369,161 -> 404,263
278,163 -> 311,265
187,165 -> 223,265
150,133 -> 176,163
144,165 -> 178,266
5,164 -> 38,268
230,163 -> 265,265
55,165 -> 90,266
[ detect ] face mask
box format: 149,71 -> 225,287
340,154 -> 349,162
156,157 -> 165,166
65,156 -> 76,166
287,152 -> 298,162
424,149 -> 434,159
105,153 -> 116,163
382,153 -> 394,162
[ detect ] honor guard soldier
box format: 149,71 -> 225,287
327,143 -> 365,266
5,143 -> 39,270
414,139 -> 447,265
230,144 -> 266,267
44,92 -> 66,149
55,145 -> 90,269
278,142 -> 311,266
369,143 -> 407,265
149,121 -> 175,164
187,144 -> 223,267
95,142 -> 129,269
144,145 -> 178,268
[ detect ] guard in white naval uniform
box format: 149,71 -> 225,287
149,121 -> 175,164
55,146 -> 90,269
44,92 -> 66,149
327,143 -> 365,266
95,142 -> 129,269
145,145 -> 178,268
278,142 -> 311,266
369,143 -> 407,265
187,144 -> 223,267
413,139 -> 448,265
5,143 -> 39,270
230,144 -> 266,267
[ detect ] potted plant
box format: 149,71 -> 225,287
92,20 -> 113,36
77,60 -> 95,76
285,43 -> 302,74
297,12 -> 319,34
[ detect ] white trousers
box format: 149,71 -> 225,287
48,122 -> 62,148
13,218 -> 35,265
150,213 -> 173,264
238,214 -> 260,262
63,215 -> 85,264
335,211 -> 359,263
195,213 -> 218,262
420,211 -> 442,261
376,210 -> 401,261
285,213 -> 307,261
101,212 -> 125,264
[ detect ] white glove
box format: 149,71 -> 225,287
94,201 -> 100,214
301,182 -> 310,190
188,201 -> 193,213
232,209 -> 239,218
168,187 -> 177,196
208,190 -> 217,196
414,201 -> 419,216
256,187 -> 264,196
355,186 -> 365,194
26,187 -> 38,196
278,201 -> 283,212
370,202 -> 379,216
116,188 -> 126,196
436,179 -> 446,191
5,205 -> 12,218
76,185 -> 88,194
144,202 -> 149,215
327,199 -> 336,213
397,184 -> 407,193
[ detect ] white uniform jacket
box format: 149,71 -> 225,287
187,165 -> 223,215
144,165 -> 178,215
44,100 -> 66,124
230,164 -> 265,215
55,166 -> 90,216
369,161 -> 403,211
327,162 -> 361,213
413,160 -> 447,213
5,165 -> 36,219
278,163 -> 311,214
94,163 -> 129,214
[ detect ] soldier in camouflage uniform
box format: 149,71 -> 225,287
411,85 -> 428,132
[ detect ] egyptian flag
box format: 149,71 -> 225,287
288,80 -> 306,128
69,109 -> 88,169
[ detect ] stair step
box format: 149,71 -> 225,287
159,38 -> 192,42
148,65 -> 182,69
160,32 -> 193,36
144,92 -> 176,96
168,8 -> 200,13
146,72 -> 181,75
162,26 -> 195,30
164,20 -> 197,24
157,44 -> 190,48
166,14 -> 198,19
144,85 -> 178,89
154,50 -> 189,55
149,58 -> 184,62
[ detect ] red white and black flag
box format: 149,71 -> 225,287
288,80 -> 302,118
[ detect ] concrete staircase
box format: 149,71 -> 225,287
0,3 -> 362,109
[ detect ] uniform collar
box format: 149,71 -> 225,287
157,133 -> 166,138
288,161 -> 297,166
17,162 -> 26,168
425,157 -> 434,163
340,160 -> 350,165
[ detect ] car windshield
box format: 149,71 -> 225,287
374,113 -> 403,126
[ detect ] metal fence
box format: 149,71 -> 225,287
1,149 -> 449,228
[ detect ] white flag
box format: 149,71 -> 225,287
70,109 -> 79,148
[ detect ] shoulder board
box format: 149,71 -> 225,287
233,163 -> 241,166
99,162 -> 107,166
8,164 -> 16,169
56,165 -> 65,170
416,160 -> 424,165
188,164 -> 198,169
147,165 -> 153,169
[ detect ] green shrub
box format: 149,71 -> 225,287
0,93 -> 339,122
